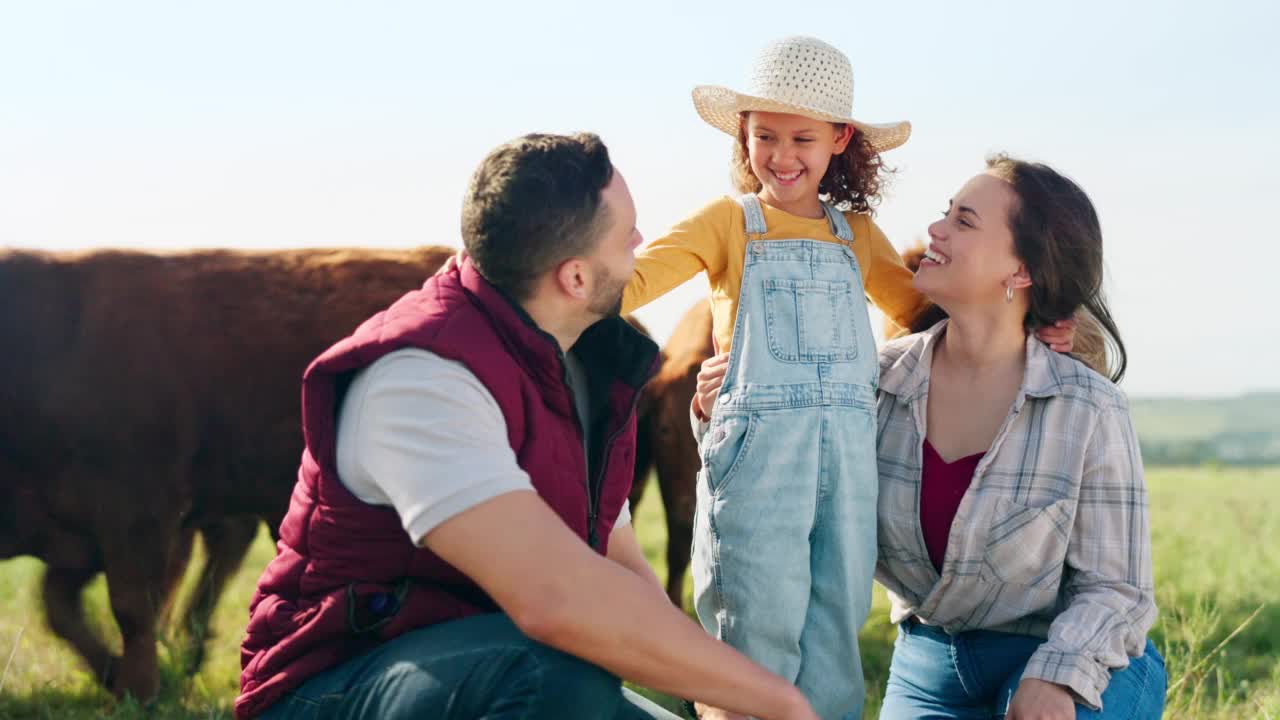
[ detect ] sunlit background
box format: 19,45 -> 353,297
3,0 -> 1276,396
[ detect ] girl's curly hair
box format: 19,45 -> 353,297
730,112 -> 894,215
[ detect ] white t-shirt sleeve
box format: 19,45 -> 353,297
335,348 -> 534,545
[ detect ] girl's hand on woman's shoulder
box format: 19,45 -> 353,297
1035,318 -> 1077,354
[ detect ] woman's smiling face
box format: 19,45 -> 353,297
913,171 -> 1024,308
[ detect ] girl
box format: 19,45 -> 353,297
621,37 -> 1071,719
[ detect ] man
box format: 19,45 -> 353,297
235,133 -> 817,720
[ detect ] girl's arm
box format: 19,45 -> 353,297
622,198 -> 732,314
860,219 -> 936,332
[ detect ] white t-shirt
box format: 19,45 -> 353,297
334,348 -> 630,546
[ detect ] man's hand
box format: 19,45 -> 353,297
1035,318 -> 1076,353
695,702 -> 749,720
1007,678 -> 1075,720
696,697 -> 816,720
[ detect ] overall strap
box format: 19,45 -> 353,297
735,193 -> 769,241
822,202 -> 855,243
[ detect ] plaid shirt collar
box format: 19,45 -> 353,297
878,319 -> 1066,406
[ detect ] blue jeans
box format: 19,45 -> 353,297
259,613 -> 682,720
879,619 -> 1167,719
693,196 -> 881,720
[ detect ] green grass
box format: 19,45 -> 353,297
1,467 -> 1277,718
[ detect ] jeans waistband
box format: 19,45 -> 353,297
902,616 -> 951,640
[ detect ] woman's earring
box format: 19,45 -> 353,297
1006,285 -> 1014,303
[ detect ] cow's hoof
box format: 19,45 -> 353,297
108,662 -> 160,705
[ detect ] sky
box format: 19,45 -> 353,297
1,0 -> 1277,396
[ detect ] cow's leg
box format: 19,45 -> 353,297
157,527 -> 195,629
100,516 -> 187,703
655,460 -> 697,607
154,526 -> 195,671
179,516 -> 258,674
42,565 -> 118,686
628,398 -> 656,511
654,387 -> 700,608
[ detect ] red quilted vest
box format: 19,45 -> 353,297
235,258 -> 659,718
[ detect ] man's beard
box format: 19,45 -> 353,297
587,263 -> 627,318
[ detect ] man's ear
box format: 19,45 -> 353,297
554,257 -> 590,301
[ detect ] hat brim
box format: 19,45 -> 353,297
692,85 -> 911,153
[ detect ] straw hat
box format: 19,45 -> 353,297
692,36 -> 911,153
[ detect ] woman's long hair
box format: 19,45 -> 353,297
986,154 -> 1127,383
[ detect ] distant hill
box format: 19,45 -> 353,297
1130,392 -> 1280,466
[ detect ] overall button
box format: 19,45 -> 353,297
720,392 -> 732,405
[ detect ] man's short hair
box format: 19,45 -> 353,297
461,133 -> 615,301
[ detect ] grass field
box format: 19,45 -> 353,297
1,467 -> 1277,719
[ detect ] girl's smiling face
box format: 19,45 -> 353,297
745,111 -> 852,219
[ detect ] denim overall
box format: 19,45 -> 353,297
692,195 -> 880,719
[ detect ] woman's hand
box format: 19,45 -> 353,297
1035,318 -> 1076,353
694,352 -> 731,420
1007,678 -> 1075,720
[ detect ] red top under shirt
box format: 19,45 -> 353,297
920,439 -> 985,573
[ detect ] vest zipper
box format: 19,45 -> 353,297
588,390 -> 642,549
559,348 -> 642,550
558,349 -> 601,549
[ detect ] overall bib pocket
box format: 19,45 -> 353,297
763,278 -> 860,364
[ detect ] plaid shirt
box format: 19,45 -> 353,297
875,321 -> 1156,709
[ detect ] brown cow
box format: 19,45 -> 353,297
0,245 -> 453,701
629,299 -> 714,607
0,245 -> 688,702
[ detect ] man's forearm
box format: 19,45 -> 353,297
533,550 -> 805,720
426,493 -> 809,720
620,553 -> 667,599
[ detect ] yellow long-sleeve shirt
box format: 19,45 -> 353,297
622,195 -> 929,353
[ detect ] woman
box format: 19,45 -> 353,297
693,155 -> 1165,718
